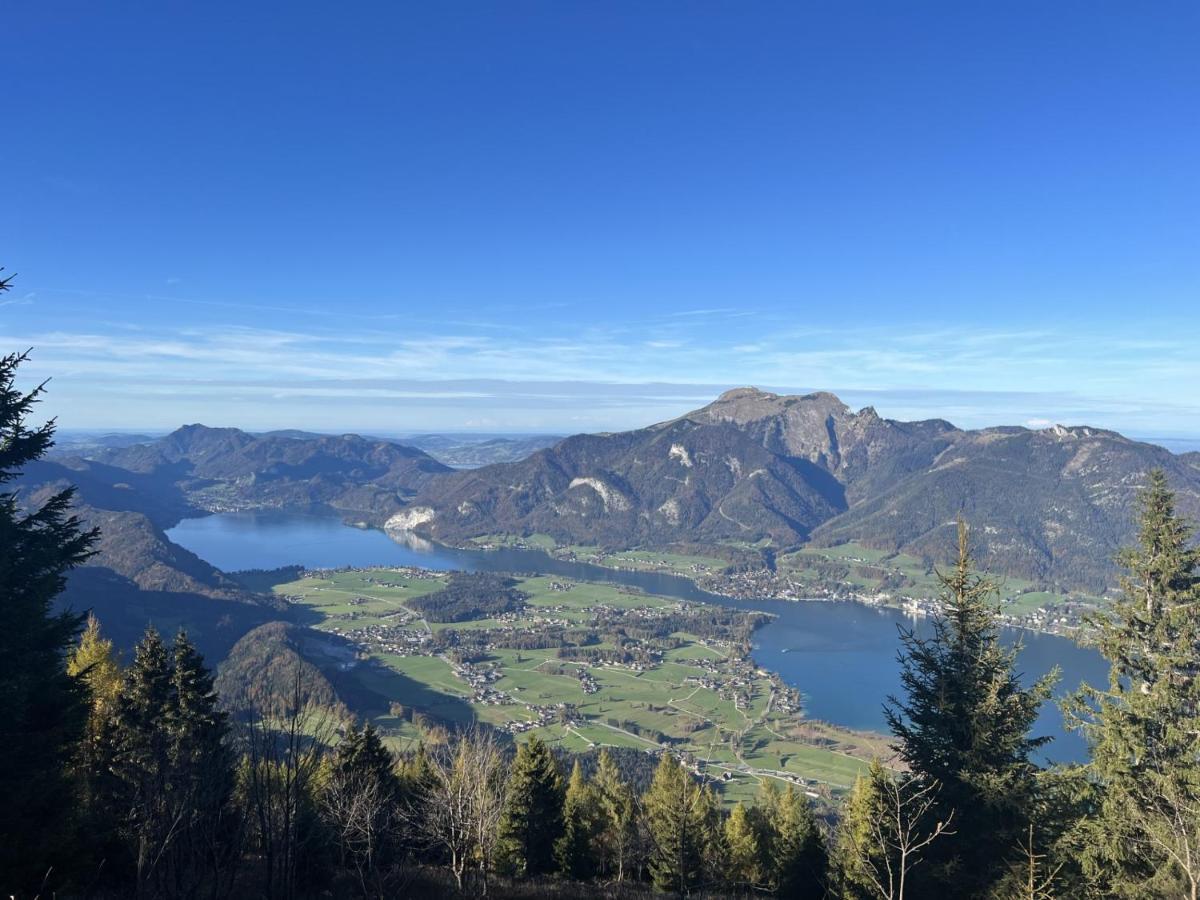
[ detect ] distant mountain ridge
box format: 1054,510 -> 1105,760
402,388 -> 1200,593
94,423 -> 451,519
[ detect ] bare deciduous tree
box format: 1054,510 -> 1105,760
1005,823 -> 1064,900
233,672 -> 337,900
847,774 -> 955,900
321,761 -> 397,898
1125,761 -> 1200,900
410,729 -> 507,894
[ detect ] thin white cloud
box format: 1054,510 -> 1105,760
3,315 -> 1198,436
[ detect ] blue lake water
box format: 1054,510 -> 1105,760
168,510 -> 1109,764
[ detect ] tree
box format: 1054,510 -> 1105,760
723,801 -> 764,892
233,669 -> 335,900
415,729 -> 507,893
166,631 -> 240,897
1001,823 -> 1065,900
1069,470 -> 1200,898
104,628 -> 239,898
106,627 -> 175,893
833,763 -> 955,900
322,723 -> 402,896
0,277 -> 99,891
592,748 -> 639,882
884,520 -> 1053,895
68,614 -> 123,784
68,614 -> 126,879
642,753 -> 719,896
497,735 -> 564,877
767,783 -> 826,898
831,762 -> 890,900
556,760 -> 600,879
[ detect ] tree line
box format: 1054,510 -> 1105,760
5,304 -> 1200,896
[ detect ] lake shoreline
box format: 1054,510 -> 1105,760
167,509 -> 1108,763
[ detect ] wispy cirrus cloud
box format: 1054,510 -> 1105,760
4,313 -> 1200,436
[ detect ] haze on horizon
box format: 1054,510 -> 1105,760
4,3 -> 1198,439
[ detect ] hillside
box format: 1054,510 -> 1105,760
401,388 -> 1200,593
16,457 -> 281,660
95,423 -> 451,521
215,621 -> 351,718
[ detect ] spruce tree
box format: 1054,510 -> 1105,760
724,801 -> 764,891
0,294 -> 99,891
105,628 -> 239,896
643,753 -> 719,896
324,722 -> 401,891
107,627 -> 175,888
1070,470 -> 1200,898
592,748 -> 638,882
497,735 -> 564,876
167,631 -> 239,895
331,722 -> 400,800
769,783 -> 826,898
555,759 -> 600,879
884,520 -> 1053,895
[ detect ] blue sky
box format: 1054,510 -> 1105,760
4,2 -> 1199,439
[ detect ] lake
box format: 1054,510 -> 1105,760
168,510 -> 1109,763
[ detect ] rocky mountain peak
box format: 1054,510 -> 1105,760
694,388 -> 851,424
714,386 -> 779,403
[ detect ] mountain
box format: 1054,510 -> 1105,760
401,388 -> 1200,593
94,423 -> 451,522
402,398 -> 849,548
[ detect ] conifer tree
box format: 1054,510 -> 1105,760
0,288 -> 99,891
592,748 -> 638,882
67,615 -> 126,877
643,753 -> 719,896
167,631 -> 239,895
555,759 -> 600,879
497,735 -> 564,876
1070,470 -> 1200,898
107,627 -> 176,887
768,783 -> 826,898
884,520 -> 1053,896
831,762 -> 956,900
68,614 -> 123,771
331,722 -> 400,800
106,628 -> 239,896
724,801 -> 764,891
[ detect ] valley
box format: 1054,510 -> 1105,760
267,566 -> 890,804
